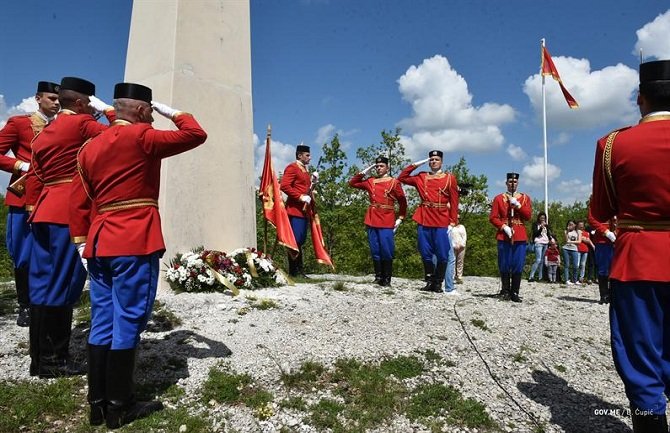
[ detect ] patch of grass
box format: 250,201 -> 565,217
73,289 -> 91,324
405,383 -> 495,428
0,284 -> 15,316
147,300 -> 183,332
237,306 -> 251,315
252,298 -> 280,310
0,377 -> 85,432
201,364 -> 273,412
379,355 -> 424,379
555,364 -> 567,373
280,396 -> 308,411
119,406 -> 211,432
470,318 -> 489,331
281,360 -> 326,390
381,289 -> 395,295
332,281 -> 348,291
307,398 -> 346,431
512,345 -> 529,363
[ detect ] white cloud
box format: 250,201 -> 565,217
253,133 -> 298,185
634,10 -> 670,59
506,144 -> 527,161
521,156 -> 561,187
396,55 -> 515,159
554,179 -> 592,204
0,94 -> 34,128
523,57 -> 639,129
315,124 -> 336,145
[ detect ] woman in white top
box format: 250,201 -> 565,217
562,220 -> 582,284
528,212 -> 551,282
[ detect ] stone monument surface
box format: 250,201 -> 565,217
124,0 -> 256,268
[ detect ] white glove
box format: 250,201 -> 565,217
151,101 -> 180,119
394,218 -> 402,229
605,230 -> 616,243
447,225 -> 453,234
88,95 -> 112,113
361,164 -> 375,175
76,243 -> 88,272
311,171 -> 319,183
509,197 -> 520,207
19,162 -> 30,172
502,225 -> 513,238
412,158 -> 430,166
300,195 -> 312,204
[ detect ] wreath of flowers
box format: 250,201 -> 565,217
165,247 -> 287,294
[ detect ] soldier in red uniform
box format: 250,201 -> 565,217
590,60 -> 670,432
27,77 -> 115,379
0,81 -> 60,327
398,150 -> 458,292
280,144 -> 317,277
349,156 -> 407,286
587,210 -> 616,304
488,172 -> 532,302
69,83 -> 207,428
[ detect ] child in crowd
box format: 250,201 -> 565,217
545,237 -> 561,283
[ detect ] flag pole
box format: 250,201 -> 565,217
263,124 -> 271,253
541,38 -> 549,222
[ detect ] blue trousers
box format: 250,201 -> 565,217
610,281 -> 670,414
444,243 -> 456,292
29,223 -> 86,306
496,240 -> 526,274
6,207 -> 32,268
595,243 -> 614,276
417,225 -> 450,263
289,216 -> 308,247
88,254 -> 160,349
367,227 -> 394,261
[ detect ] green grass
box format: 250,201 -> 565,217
471,318 -> 489,331
406,383 -> 496,428
332,281 -> 348,291
423,349 -> 443,363
201,364 -> 273,410
554,364 -> 567,373
252,298 -> 280,310
0,283 -> 16,316
281,360 -> 327,390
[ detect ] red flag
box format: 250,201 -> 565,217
307,203 -> 335,269
260,132 -> 299,252
541,46 -> 579,109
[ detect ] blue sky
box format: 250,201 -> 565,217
2,0 -> 670,204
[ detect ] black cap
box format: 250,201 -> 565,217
375,156 -> 389,164
429,150 -> 443,158
507,172 -> 520,180
296,144 -> 310,153
37,81 -> 59,94
113,82 -> 152,104
60,77 -> 95,96
640,60 -> 670,83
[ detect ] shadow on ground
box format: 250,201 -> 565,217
518,369 -> 631,433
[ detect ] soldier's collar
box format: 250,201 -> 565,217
640,111 -> 670,124
59,109 -> 77,115
35,110 -> 54,123
430,169 -> 443,175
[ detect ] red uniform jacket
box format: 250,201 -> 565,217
489,192 -> 532,242
587,207 -> 616,244
0,113 -> 48,207
590,118 -> 670,281
28,109 -> 115,224
69,114 -> 207,258
348,173 -> 407,228
280,161 -> 312,218
398,164 -> 459,227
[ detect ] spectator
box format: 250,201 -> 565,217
545,237 -> 561,283
562,220 -> 582,285
528,212 -> 551,282
451,223 -> 467,284
576,221 -> 595,284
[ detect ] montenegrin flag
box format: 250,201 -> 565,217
541,46 -> 579,109
307,203 -> 335,269
260,132 -> 299,252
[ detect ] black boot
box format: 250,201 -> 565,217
372,260 -> 382,285
631,411 -> 667,433
498,273 -> 511,300
597,275 -> 610,304
29,305 -> 42,376
432,261 -> 447,292
88,344 -> 109,426
421,260 -> 435,291
105,349 -> 163,429
288,253 -> 299,277
38,306 -> 85,378
380,260 -> 393,287
15,267 -> 30,327
297,252 -> 309,278
510,273 -> 522,303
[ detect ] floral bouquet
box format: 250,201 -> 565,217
165,247 -> 288,294
230,247 -> 289,288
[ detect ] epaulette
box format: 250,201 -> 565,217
598,125 -> 632,143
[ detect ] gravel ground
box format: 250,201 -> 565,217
0,276 -> 634,432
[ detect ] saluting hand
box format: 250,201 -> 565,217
412,158 -> 430,166
88,96 -> 112,114
361,164 -> 375,175
151,101 -> 180,119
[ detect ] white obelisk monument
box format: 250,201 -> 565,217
124,0 -> 256,270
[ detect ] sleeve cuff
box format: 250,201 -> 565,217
13,160 -> 23,175
71,236 -> 88,243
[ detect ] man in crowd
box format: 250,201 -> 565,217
280,144 -> 318,277
0,81 -> 60,326
587,211 -> 616,305
69,83 -> 207,428
590,59 -> 670,432
348,155 -> 407,286
398,150 -> 459,292
27,77 -> 114,378
489,172 -> 532,302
